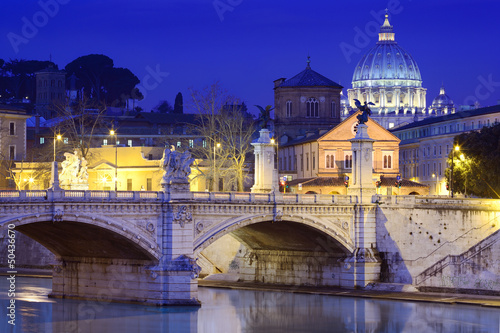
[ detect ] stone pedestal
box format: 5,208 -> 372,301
347,124 -> 376,203
49,161 -> 61,190
251,129 -> 277,193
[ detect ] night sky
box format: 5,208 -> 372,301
2,0 -> 500,115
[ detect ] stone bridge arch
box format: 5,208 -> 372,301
1,213 -> 161,262
194,213 -> 355,254
194,212 -> 356,287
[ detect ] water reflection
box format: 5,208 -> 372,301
0,277 -> 499,333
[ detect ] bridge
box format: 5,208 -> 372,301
0,187 -> 499,305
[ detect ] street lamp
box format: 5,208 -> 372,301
53,134 -> 62,161
213,142 -> 220,191
450,145 -> 459,198
432,173 -> 437,195
110,130 -> 118,191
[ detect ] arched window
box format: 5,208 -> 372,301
325,154 -> 335,169
58,80 -> 63,88
331,101 -> 336,118
344,152 -> 352,169
383,153 -> 392,169
306,98 -> 319,118
286,100 -> 292,117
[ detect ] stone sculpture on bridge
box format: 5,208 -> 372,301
160,148 -> 194,192
59,150 -> 89,190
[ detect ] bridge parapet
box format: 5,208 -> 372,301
375,194 -> 500,209
191,192 -> 358,205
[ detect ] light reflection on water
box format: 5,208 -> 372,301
0,277 -> 499,333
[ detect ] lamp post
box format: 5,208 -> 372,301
53,134 -> 62,161
432,173 -> 437,195
110,130 -> 118,191
450,145 -> 459,198
213,142 -> 220,191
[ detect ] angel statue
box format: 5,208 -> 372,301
255,105 -> 274,130
354,99 -> 375,124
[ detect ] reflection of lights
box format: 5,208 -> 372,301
29,177 -> 34,183
101,177 -> 107,184
271,138 -> 275,144
455,146 -> 460,152
57,134 -> 62,140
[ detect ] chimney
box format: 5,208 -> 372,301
274,78 -> 286,88
35,114 -> 40,134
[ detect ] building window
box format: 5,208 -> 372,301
40,137 -> 45,144
325,154 -> 335,169
439,163 -> 442,176
306,98 -> 319,118
312,152 -> 315,170
300,154 -> 303,171
9,146 -> 15,160
439,146 -> 442,155
471,121 -> 474,129
127,179 -> 133,191
383,152 -> 392,169
146,178 -> 152,191
306,153 -> 309,171
189,139 -> 194,148
286,100 -> 292,117
331,101 -> 336,118
478,121 -> 482,128
344,152 -> 352,169
103,139 -> 108,145
128,140 -> 132,147
63,138 -> 68,144
202,140 -> 207,148
177,141 -> 181,148
44,80 -> 47,87
9,122 -> 15,135
58,80 -> 62,87
148,154 -> 153,160
288,156 -> 291,171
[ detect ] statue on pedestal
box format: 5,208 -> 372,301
59,151 -> 89,190
160,148 -> 194,191
354,99 -> 374,124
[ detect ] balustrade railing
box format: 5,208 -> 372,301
0,189 -> 496,207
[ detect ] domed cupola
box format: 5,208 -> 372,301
432,85 -> 454,108
430,84 -> 455,115
347,12 -> 427,120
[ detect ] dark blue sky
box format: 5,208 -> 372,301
2,0 -> 500,115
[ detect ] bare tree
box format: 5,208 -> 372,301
51,96 -> 108,160
188,82 -> 256,191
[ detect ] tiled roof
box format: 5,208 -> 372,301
278,67 -> 342,88
378,176 -> 428,188
288,176 -> 428,188
135,112 -> 198,124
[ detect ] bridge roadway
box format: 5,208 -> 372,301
0,188 -> 498,305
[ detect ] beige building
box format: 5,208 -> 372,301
12,146 -> 206,192
280,111 -> 428,195
392,104 -> 500,195
0,105 -> 31,189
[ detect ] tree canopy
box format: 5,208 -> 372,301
65,54 -> 139,106
0,59 -> 56,101
446,122 -> 500,198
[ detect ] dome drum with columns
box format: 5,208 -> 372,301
347,13 -> 427,128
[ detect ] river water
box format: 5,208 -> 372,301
1,277 -> 499,332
